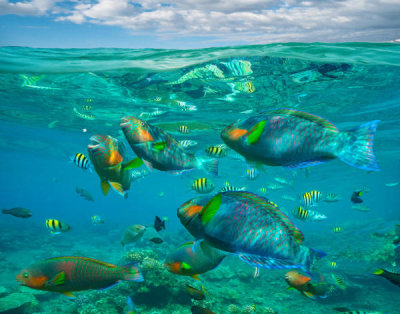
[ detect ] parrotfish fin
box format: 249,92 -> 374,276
284,161 -> 327,169
201,158 -> 219,176
120,262 -> 144,282
101,181 -> 110,195
339,120 -> 380,171
287,286 -> 295,290
142,159 -> 153,171
61,291 -> 75,298
127,296 -> 136,312
301,291 -> 316,299
178,241 -> 194,248
152,141 -> 167,152
47,271 -> 66,286
200,193 -> 222,224
246,120 -> 266,144
109,181 -> 124,196
123,157 -> 143,170
238,253 -> 302,269
268,109 -> 339,133
182,261 -> 192,270
373,268 -> 384,275
191,274 -> 201,281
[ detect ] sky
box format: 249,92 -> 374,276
0,0 -> 400,48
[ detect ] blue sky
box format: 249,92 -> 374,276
1,0 -> 399,48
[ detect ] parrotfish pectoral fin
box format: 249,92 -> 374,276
46,271 -> 66,287
238,254 -> 302,269
152,141 -> 167,152
200,193 -> 222,224
373,268 -> 384,276
191,274 -> 201,281
246,120 -> 266,145
123,157 -> 143,170
109,182 -> 124,196
101,181 -> 111,195
301,291 -> 316,299
121,262 -> 144,282
201,158 -> 219,176
339,120 -> 380,171
61,291 -> 75,298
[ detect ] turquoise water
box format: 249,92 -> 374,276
0,43 -> 400,313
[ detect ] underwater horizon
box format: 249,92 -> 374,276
0,42 -> 399,314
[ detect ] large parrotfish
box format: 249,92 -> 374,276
16,256 -> 143,297
221,109 -> 379,171
87,135 -> 142,197
120,117 -> 218,175
177,191 -> 325,273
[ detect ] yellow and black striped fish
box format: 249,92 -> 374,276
333,226 -> 342,233
178,125 -> 190,134
45,219 -> 71,235
301,190 -> 322,207
331,273 -> 346,290
192,178 -> 214,194
205,146 -> 226,158
246,168 -> 259,180
71,153 -> 91,170
292,206 -> 309,220
329,261 -> 337,269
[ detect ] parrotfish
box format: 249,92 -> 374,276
285,270 -> 330,299
2,207 -> 32,218
87,135 -> 142,197
177,191 -> 325,273
165,241 -> 227,280
16,256 -> 143,297
120,117 -> 218,175
221,109 -> 379,171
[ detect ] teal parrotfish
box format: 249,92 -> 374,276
164,241 -> 227,281
177,191 -> 326,273
221,109 -> 379,171
16,256 -> 143,297
120,117 -> 218,175
87,135 -> 142,197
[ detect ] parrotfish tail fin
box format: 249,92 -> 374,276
127,296 -> 136,312
305,248 -> 327,276
121,263 -> 144,282
340,120 -> 380,171
201,158 -> 219,176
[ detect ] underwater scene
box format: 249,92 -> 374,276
0,43 -> 400,314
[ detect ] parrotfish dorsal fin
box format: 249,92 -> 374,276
246,120 -> 267,144
268,109 -> 339,133
45,256 -> 117,268
200,193 -> 222,224
229,191 -> 304,244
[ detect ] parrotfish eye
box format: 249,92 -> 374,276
23,272 -> 29,278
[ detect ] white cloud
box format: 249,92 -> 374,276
1,0 -> 400,44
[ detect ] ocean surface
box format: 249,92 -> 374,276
0,43 -> 399,314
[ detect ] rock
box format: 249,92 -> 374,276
0,287 -> 7,297
0,292 -> 37,313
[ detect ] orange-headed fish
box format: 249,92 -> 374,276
164,241 -> 226,281
16,256 -> 143,297
87,135 -> 142,197
285,270 -> 329,299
